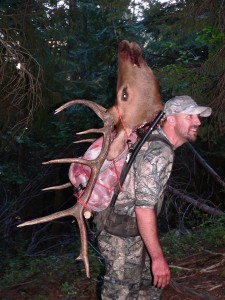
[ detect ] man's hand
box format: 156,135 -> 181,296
151,256 -> 171,288
135,207 -> 171,289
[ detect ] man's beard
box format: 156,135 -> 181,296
186,126 -> 199,142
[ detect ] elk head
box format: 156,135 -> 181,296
17,40 -> 163,278
107,40 -> 163,159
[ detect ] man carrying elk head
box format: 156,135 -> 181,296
97,95 -> 211,299
17,40 -> 212,300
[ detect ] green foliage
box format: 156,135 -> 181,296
0,162 -> 28,185
43,120 -> 72,152
198,216 -> 225,246
0,249 -> 103,298
195,26 -> 224,58
162,216 -> 225,258
60,281 -> 79,298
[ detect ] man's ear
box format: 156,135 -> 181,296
166,115 -> 175,125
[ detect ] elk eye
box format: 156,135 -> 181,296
122,88 -> 128,101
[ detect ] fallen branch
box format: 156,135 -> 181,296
200,259 -> 225,273
208,284 -> 223,291
170,259 -> 224,274
204,249 -> 225,257
187,143 -> 225,190
167,186 -> 225,217
169,264 -> 192,271
169,279 -> 218,300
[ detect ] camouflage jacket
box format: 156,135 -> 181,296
113,128 -> 174,217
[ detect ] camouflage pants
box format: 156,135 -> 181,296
98,230 -> 162,300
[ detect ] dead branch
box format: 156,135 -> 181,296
200,259 -> 225,273
169,279 -> 218,300
204,249 -> 225,257
169,265 -> 192,271
167,186 -> 225,217
0,32 -> 42,140
208,284 -> 223,291
187,143 -> 225,189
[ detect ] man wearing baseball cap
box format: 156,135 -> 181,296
162,95 -> 212,148
164,95 -> 212,117
98,95 -> 211,300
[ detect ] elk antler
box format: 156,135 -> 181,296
17,99 -> 114,278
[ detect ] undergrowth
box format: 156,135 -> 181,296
0,249 -> 103,299
0,216 -> 224,298
162,216 -> 225,258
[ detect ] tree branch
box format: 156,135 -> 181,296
167,186 -> 225,217
187,143 -> 225,189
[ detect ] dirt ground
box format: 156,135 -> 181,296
1,248 -> 225,300
161,248 -> 225,300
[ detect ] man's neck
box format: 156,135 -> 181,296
161,126 -> 185,150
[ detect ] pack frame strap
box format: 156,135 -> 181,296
110,110 -> 166,208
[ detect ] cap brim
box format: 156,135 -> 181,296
182,106 -> 212,117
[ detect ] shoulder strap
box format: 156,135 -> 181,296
147,134 -> 174,152
110,111 -> 167,208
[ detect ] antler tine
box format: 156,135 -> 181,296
54,99 -> 106,117
76,128 -> 104,136
42,182 -> 72,191
74,139 -> 96,144
17,100 -> 114,278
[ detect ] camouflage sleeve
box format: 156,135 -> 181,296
134,140 -> 174,209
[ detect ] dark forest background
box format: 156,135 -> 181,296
1,0 -> 225,260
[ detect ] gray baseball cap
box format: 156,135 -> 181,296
164,95 -> 212,117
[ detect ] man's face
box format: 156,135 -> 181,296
173,113 -> 201,143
